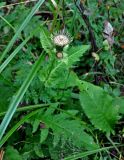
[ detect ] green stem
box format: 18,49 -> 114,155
0,15 -> 15,31
0,103 -> 56,117
107,135 -> 122,157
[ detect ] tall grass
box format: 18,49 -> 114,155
0,0 -> 45,140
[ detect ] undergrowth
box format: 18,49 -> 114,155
0,0 -> 124,160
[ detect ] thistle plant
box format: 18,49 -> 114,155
39,26 -> 89,88
1,1 -> 124,159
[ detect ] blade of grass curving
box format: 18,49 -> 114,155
0,0 -> 45,63
0,53 -> 44,140
0,108 -> 43,148
0,26 -> 40,73
64,145 -> 124,160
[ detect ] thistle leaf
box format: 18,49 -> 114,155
40,26 -> 53,53
79,81 -> 119,135
39,106 -> 98,150
66,45 -> 90,67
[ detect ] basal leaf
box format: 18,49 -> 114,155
40,107 -> 98,150
79,81 -> 119,135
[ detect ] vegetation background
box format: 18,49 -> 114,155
0,0 -> 124,159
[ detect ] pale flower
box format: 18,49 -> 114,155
51,30 -> 72,47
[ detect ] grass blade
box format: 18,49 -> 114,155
0,109 -> 42,148
64,145 -> 124,160
0,27 -> 40,73
0,53 -> 44,140
0,0 -> 45,63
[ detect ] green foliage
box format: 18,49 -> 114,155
40,106 -> 98,150
0,0 -> 124,160
40,26 -> 53,53
79,81 -> 119,135
4,146 -> 22,160
40,128 -> 49,143
39,26 -> 89,87
65,45 -> 90,67
113,97 -> 124,114
0,75 -> 15,112
0,54 -> 44,140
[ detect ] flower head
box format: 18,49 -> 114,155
56,52 -> 63,59
51,30 -> 72,47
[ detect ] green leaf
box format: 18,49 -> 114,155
39,65 -> 78,88
4,146 -> 22,160
66,45 -> 90,67
40,128 -> 49,143
0,54 -> 44,141
113,97 -> 124,114
40,26 -> 53,53
79,81 -> 119,135
40,106 -> 98,150
34,145 -> 44,158
32,119 -> 40,133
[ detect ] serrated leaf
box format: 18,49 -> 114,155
66,45 -> 90,67
40,26 -> 53,53
79,81 -> 119,135
40,107 -> 98,150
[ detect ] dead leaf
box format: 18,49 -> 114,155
0,150 -> 4,160
121,45 -> 124,49
103,21 -> 114,46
